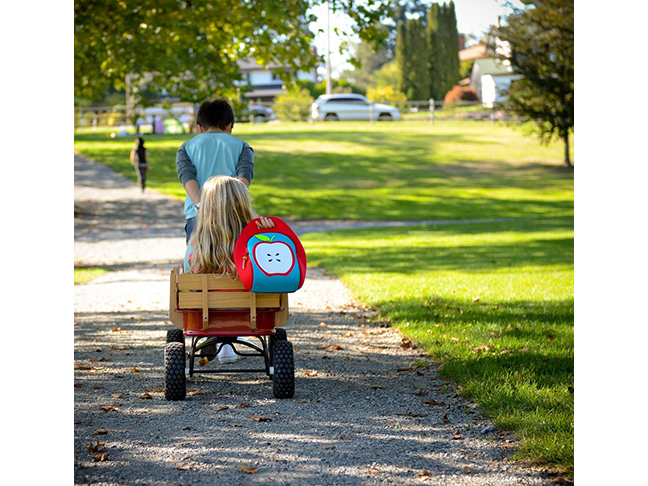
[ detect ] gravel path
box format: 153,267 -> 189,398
74,154 -> 556,485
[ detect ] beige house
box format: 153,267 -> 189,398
236,59 -> 319,102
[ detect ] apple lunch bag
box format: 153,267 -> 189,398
233,217 -> 307,293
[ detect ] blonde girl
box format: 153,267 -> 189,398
184,176 -> 274,275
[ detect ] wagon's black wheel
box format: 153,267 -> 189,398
166,328 -> 184,344
164,342 -> 186,401
272,340 -> 295,399
274,328 -> 287,341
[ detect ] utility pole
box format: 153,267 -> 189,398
326,0 -> 332,95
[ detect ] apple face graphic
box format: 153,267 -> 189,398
252,235 -> 295,276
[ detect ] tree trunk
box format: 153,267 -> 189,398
563,132 -> 573,168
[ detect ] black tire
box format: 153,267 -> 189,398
273,340 -> 295,399
324,113 -> 339,121
274,328 -> 287,341
166,328 -> 184,344
164,342 -> 186,401
378,113 -> 393,121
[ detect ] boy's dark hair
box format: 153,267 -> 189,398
196,98 -> 235,130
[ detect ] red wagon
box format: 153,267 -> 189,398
165,265 -> 294,400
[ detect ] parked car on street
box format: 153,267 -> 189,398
238,105 -> 277,123
311,94 -> 401,122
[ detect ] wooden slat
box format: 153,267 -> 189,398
202,275 -> 209,330
250,292 -> 257,329
169,266 -> 184,328
178,292 -> 281,310
178,273 -> 246,291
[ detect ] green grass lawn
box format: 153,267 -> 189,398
301,217 -> 573,471
74,120 -> 573,473
74,121 -> 573,222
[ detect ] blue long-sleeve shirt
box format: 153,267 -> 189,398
176,132 -> 254,219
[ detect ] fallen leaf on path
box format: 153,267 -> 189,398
85,440 -> 105,453
441,413 -> 450,423
99,406 -> 119,413
214,406 -> 229,412
139,393 -> 153,399
130,368 -> 139,373
93,429 -> 108,435
176,465 -> 194,470
112,393 -> 123,399
187,388 -> 201,396
463,466 -> 472,473
304,371 -> 318,377
91,452 -> 109,462
237,465 -> 258,474
235,402 -> 250,408
425,399 -> 444,406
330,345 -> 343,350
246,415 -> 272,422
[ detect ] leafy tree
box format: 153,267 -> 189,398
496,0 -> 574,167
75,0 -> 391,103
340,39 -> 391,91
372,60 -> 400,88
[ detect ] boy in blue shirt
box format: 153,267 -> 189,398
176,98 -> 255,242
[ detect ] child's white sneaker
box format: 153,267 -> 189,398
218,344 -> 238,364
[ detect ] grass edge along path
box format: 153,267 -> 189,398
74,266 -> 109,285
301,218 -> 574,476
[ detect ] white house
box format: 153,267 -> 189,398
236,58 -> 319,102
469,57 -> 521,107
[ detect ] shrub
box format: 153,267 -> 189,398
443,85 -> 479,104
272,88 -> 314,121
366,85 -> 408,104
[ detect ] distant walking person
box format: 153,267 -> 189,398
130,137 -> 150,193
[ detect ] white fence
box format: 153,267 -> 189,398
74,100 -> 509,132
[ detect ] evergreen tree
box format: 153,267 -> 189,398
427,2 -> 460,100
395,19 -> 408,95
443,1 -> 461,91
404,18 -> 430,100
427,3 -> 443,100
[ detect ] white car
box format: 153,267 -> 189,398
311,94 -> 401,122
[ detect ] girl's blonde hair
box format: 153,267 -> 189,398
189,176 -> 257,275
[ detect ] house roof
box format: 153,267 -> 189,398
459,43 -> 487,62
238,58 -> 287,71
474,58 -> 514,76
